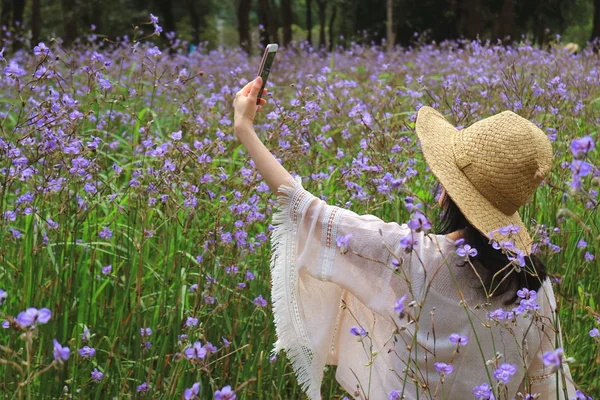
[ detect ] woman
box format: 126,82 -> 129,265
233,77 -> 578,399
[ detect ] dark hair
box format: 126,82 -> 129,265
435,187 -> 548,304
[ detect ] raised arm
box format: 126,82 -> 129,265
233,76 -> 294,196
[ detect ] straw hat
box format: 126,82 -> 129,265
415,106 -> 553,255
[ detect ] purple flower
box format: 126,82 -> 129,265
204,342 -> 217,354
81,328 -> 91,342
584,252 -> 595,262
570,160 -> 594,177
101,264 -> 112,275
0,289 -> 7,305
2,320 -> 9,329
516,288 -> 536,300
222,336 -> 231,348
472,383 -> 494,399
399,233 -> 418,253
137,382 -> 150,393
456,244 -> 478,258
171,130 -> 182,140
33,42 -> 49,56
186,316 -> 199,327
408,211 -> 431,232
53,339 -> 70,362
190,283 -> 199,292
184,382 -> 201,399
449,333 -> 468,346
16,307 -> 52,327
394,294 -> 407,315
590,328 -> 599,338
214,385 -> 236,400
78,346 -> 96,359
185,341 -> 207,360
571,135 -> 595,159
91,368 -> 103,382
99,226 -> 113,239
389,390 -> 403,400
269,354 -> 277,363
253,295 -> 267,307
574,389 -> 593,400
577,239 -> 588,249
9,228 -> 21,239
336,233 -> 352,253
350,326 -> 367,337
542,347 -> 563,372
434,362 -> 454,375
493,363 -> 517,384
507,250 -> 526,268
150,13 -> 159,23
140,327 -> 152,337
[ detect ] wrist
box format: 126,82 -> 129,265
234,121 -> 255,137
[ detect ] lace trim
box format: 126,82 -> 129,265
318,205 -> 345,282
329,290 -> 346,355
528,370 -> 557,385
270,175 -> 323,400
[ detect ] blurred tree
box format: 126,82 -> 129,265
11,0 -> 24,50
491,0 -> 516,43
281,0 -> 292,46
386,0 -> 394,51
591,0 -> 600,49
306,0 -> 312,45
237,0 -> 252,53
0,0 -> 11,47
257,0 -> 278,46
61,0 -> 77,46
154,0 -> 176,44
463,0 -> 482,39
30,0 -> 40,46
316,0 -> 325,49
328,0 -> 336,51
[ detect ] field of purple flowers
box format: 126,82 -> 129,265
0,18 -> 599,399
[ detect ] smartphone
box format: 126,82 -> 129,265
256,43 -> 278,105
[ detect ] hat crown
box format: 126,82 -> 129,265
455,111 -> 553,215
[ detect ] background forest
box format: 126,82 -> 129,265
2,0 -> 600,54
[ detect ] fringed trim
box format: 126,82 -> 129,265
269,175 -> 323,400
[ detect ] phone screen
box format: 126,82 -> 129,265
256,46 -> 277,105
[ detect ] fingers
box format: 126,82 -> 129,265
249,76 -> 263,98
239,80 -> 254,96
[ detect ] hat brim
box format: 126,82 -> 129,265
415,106 -> 533,255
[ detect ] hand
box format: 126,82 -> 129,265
233,77 -> 267,135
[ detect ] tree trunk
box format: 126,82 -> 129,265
591,0 -> 600,51
187,0 -> 200,45
31,0 -> 41,47
306,0 -> 312,45
61,0 -> 77,46
492,0 -> 515,43
386,0 -> 394,51
281,0 -> 292,46
267,0 -> 279,43
328,1 -> 337,52
317,0 -> 326,50
258,0 -> 270,47
154,0 -> 176,46
463,0 -> 481,40
0,0 -> 11,48
11,0 -> 24,51
237,0 -> 252,54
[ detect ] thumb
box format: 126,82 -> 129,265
249,77 -> 263,98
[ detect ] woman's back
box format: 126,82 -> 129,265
269,175 -> 576,399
